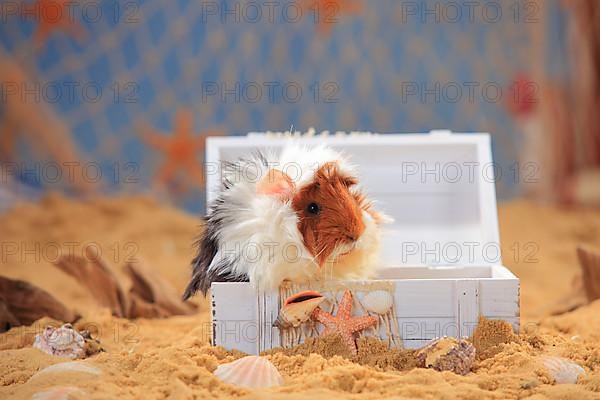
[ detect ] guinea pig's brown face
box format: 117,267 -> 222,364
292,162 -> 366,266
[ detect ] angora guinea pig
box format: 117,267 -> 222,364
183,144 -> 390,298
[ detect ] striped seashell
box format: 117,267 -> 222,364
29,361 -> 102,383
214,356 -> 283,388
32,386 -> 85,400
541,356 -> 585,384
361,290 -> 394,315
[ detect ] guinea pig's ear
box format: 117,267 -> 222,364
256,169 -> 295,201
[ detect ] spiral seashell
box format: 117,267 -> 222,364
214,356 -> 283,388
540,356 -> 585,384
273,290 -> 325,329
416,337 -> 476,375
361,290 -> 394,315
33,324 -> 86,359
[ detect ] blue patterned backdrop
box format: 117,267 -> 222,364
0,0 -> 568,212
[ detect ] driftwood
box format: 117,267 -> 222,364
0,246 -> 196,332
550,245 -> 600,315
577,245 -> 600,302
52,249 -> 195,319
0,276 -> 77,332
54,246 -> 130,318
125,261 -> 196,318
0,301 -> 19,331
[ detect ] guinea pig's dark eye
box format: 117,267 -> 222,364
306,202 -> 320,215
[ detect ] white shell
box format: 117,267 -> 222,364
29,361 -> 102,382
33,324 -> 86,359
361,290 -> 394,315
32,386 -> 85,400
541,356 -> 585,384
214,356 -> 283,388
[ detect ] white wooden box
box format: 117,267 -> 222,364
205,131 -> 519,354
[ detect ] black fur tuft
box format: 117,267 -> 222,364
182,151 -> 269,299
182,213 -> 246,299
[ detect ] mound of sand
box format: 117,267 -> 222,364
1,195 -> 600,399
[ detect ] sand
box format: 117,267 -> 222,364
1,194 -> 600,399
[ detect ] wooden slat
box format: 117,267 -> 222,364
479,280 -> 520,317
455,280 -> 480,338
212,283 -> 258,354
393,280 -> 455,316
261,290 -> 280,351
397,317 -> 457,339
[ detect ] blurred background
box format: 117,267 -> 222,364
0,0 -> 598,213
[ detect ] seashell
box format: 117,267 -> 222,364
33,324 -> 86,359
273,290 -> 325,329
540,356 -> 585,384
32,386 -> 85,400
29,361 -> 102,384
361,290 -> 394,315
214,356 -> 283,388
416,337 -> 476,375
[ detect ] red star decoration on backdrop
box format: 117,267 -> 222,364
504,73 -> 539,118
312,290 -> 377,355
301,0 -> 363,35
137,109 -> 222,195
31,0 -> 87,48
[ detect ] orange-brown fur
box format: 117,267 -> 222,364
292,162 -> 366,265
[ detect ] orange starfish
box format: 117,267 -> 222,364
137,109 -> 221,194
312,290 -> 377,354
301,0 -> 363,34
32,0 -> 87,48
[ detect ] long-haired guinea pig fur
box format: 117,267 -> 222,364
183,145 -> 391,299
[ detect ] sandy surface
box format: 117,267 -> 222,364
1,194 -> 600,399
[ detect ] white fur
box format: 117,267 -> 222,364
211,144 -> 381,289
276,144 -> 356,188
